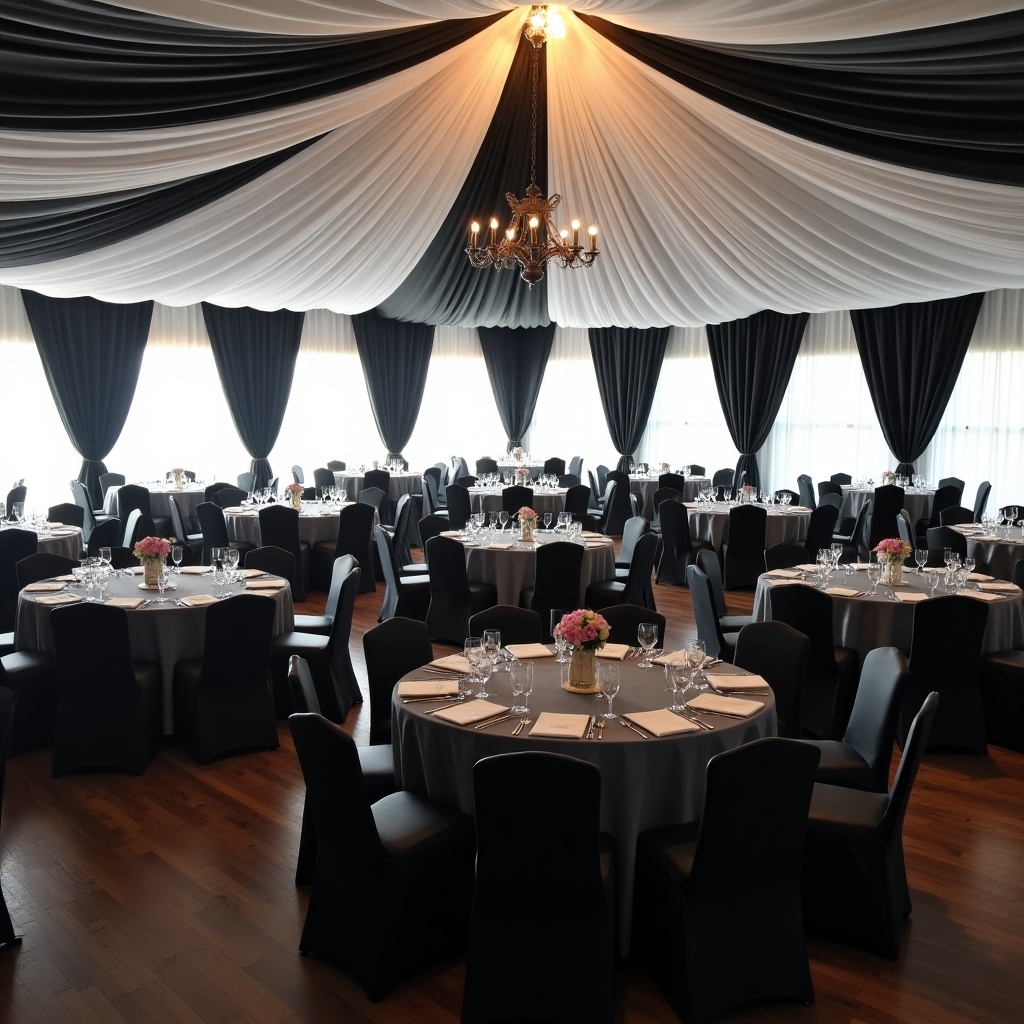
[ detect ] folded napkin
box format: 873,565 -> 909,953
222,506 -> 252,514
35,593 -> 83,606
47,522 -> 64,528
50,528 -> 77,536
851,562 -> 874,571
237,568 -> 265,579
54,574 -> 79,582
586,539 -> 612,547
979,581 -> 1020,592
686,693 -> 764,717
683,502 -> 700,509
768,579 -> 810,587
965,590 -> 1002,602
431,653 -> 471,674
921,566 -> 945,574
488,541 -> 513,550
127,565 -> 145,574
708,673 -> 770,693
23,581 -> 65,593
766,568 -> 803,579
651,649 -> 688,667
178,565 -> 210,575
895,591 -> 929,603
440,530 -> 464,539
505,643 -> 553,659
105,596 -> 146,610
433,699 -> 509,725
398,679 -> 460,697
971,535 -> 1002,542
624,709 -> 699,736
787,506 -> 811,513
824,586 -> 860,598
582,531 -> 604,538
245,578 -> 287,590
795,563 -> 819,572
181,594 -> 219,608
529,712 -> 591,738
597,643 -> 631,661
968,573 -> 993,582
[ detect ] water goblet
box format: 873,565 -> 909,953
866,559 -> 882,596
597,663 -> 620,719
685,638 -> 707,691
156,564 -> 171,603
172,545 -> 184,573
637,622 -> 658,668
510,663 -> 526,714
915,548 -> 928,573
98,546 -> 112,570
667,663 -> 688,711
474,655 -> 493,699
498,511 -> 509,532
96,567 -> 109,603
550,610 -> 569,662
780,491 -> 792,507
482,629 -> 502,672
543,512 -> 553,531
520,660 -> 534,711
830,542 -> 843,570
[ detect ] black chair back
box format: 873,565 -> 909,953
797,474 -> 816,510
363,617 -> 434,746
867,484 -> 905,551
501,485 -> 534,516
542,457 -> 566,476
244,544 -> 295,580
804,503 -> 839,558
764,542 -> 808,571
925,525 -> 967,563
598,603 -> 665,649
417,513 -> 449,551
421,467 -> 445,514
685,565 -> 731,661
621,532 -> 658,606
598,480 -> 631,536
363,469 -> 390,494
211,486 -> 247,509
325,460 -> 346,472
0,688 -> 19,946
712,467 -> 734,488
469,605 -> 543,646
529,541 -> 585,640
938,504 -> 973,527
972,480 -> 991,522
695,547 -> 727,620
734,621 -> 808,738
563,484 -> 592,518
424,536 -> 475,642
203,482 -> 234,501
258,505 -> 304,599
311,468 -> 334,496
196,502 -> 230,564
0,529 -> 38,632
657,472 -> 687,492
47,502 -> 84,530
334,501 -> 376,582
114,484 -> 151,523
830,473 -> 853,485
818,480 -> 843,500
16,552 -> 79,589
657,499 -> 697,585
444,483 -> 472,530
723,504 -> 767,589
618,516 -> 649,566
84,517 -> 120,558
936,476 -> 965,500
97,472 -> 125,501
237,471 -> 256,493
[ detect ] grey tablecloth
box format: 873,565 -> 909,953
104,484 -> 207,523
630,476 -> 709,519
948,525 -> 1024,582
224,504 -> 342,547
15,568 -> 294,733
393,654 -> 776,955
686,503 -> 811,550
34,526 -> 84,559
468,488 -> 567,517
334,472 -> 421,503
753,568 -> 1024,660
841,487 -> 934,527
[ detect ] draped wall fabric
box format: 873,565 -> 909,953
201,302 -> 305,489
851,294 -> 985,476
21,290 -> 153,507
706,310 -> 808,492
588,326 -> 670,468
352,310 -> 434,459
477,324 -> 556,451
0,1 -> 1019,327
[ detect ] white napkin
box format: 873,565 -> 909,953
978,581 -> 1020,592
23,582 -> 65,593
968,573 -> 993,582
433,700 -> 509,725
766,568 -> 802,579
440,530 -> 463,539
35,593 -> 83,606
651,649 -> 688,666
965,590 -> 1001,602
488,541 -> 513,550
105,596 -> 146,610
222,506 -> 252,514
596,643 -> 631,660
529,712 -> 591,738
624,710 -> 699,736
181,594 -> 219,608
708,673 -> 770,693
795,563 -> 819,572
851,562 -> 874,571
505,643 -> 554,659
787,506 -> 811,513
824,586 -> 860,597
178,565 -> 210,575
895,591 -> 929,603
245,578 -> 287,590
768,579 -> 810,587
398,679 -> 459,697
431,654 -> 471,674
971,535 -> 1001,542
686,693 -> 764,717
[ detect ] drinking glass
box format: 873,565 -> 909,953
13,502 -> 24,523
498,511 -> 509,531
172,545 -> 184,573
597,663 -> 620,719
550,609 -> 568,661
929,568 -> 943,597
96,567 -> 109,603
511,661 -> 533,715
915,548 -> 928,573
98,546 -> 112,570
156,564 -> 171,603
866,560 -> 882,595
463,636 -> 483,696
521,660 -> 534,711
482,629 -> 502,672
543,512 -> 553,531
830,542 -> 843,570
637,622 -> 658,668
474,656 -> 493,699
667,663 -> 688,711
685,638 -> 707,691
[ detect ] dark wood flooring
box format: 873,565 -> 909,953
1,569 -> 1022,1023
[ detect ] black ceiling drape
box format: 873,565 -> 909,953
588,326 -> 670,472
478,324 -> 555,451
352,310 -> 434,461
851,294 -> 984,476
201,302 -> 304,490
706,310 -> 808,492
21,289 -> 153,508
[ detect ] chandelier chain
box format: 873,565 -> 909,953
530,44 -> 539,187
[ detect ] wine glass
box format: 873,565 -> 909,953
498,510 -> 509,531
543,512 -> 553,531
96,566 -> 109,603
830,542 -> 843,571
597,663 -> 620,719
667,663 -> 687,711
637,622 -> 659,668
929,567 -> 943,597
464,636 -> 483,696
915,548 -> 928,573
685,638 -> 707,692
866,559 -> 882,595
474,655 -> 493,699
520,661 -> 534,712
98,546 -> 112,570
172,545 -> 184,573
156,564 -> 171,603
549,609 -> 567,660
482,629 -> 502,672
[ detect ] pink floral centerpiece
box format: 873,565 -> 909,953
518,505 -> 538,541
285,481 -> 304,509
873,537 -> 911,586
134,535 -> 172,586
170,466 -> 186,487
553,608 -> 610,692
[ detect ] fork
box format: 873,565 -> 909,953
512,713 -> 532,736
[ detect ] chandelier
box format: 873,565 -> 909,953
465,5 -> 600,286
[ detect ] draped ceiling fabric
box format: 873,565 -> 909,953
0,1 -> 1021,328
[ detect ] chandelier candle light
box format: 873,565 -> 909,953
466,6 -> 600,286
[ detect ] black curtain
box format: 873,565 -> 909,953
352,310 -> 434,461
22,290 -> 152,509
201,303 -> 304,489
852,294 -> 984,476
478,324 -> 555,451
588,327 -> 670,471
706,310 -> 808,492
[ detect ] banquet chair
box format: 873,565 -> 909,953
422,467 -> 447,514
1016,557 -> 1024,589
830,473 -> 853,485
586,533 -> 658,611
801,692 -> 938,960
311,467 -> 334,497
543,456 -> 566,477
168,496 -> 203,564
475,456 -> 498,476
925,525 -> 967,565
568,455 -> 584,480
210,486 -> 248,509
633,738 -> 819,1024
798,647 -> 908,792
867,484 -> 905,552
172,593 -> 277,764
899,595 -> 988,753
818,492 -> 842,512
456,475 -> 478,488
293,554 -> 356,637
388,493 -> 427,574
195,501 -> 254,565
97,472 -> 125,501
588,469 -> 604,509
271,562 -> 362,722
312,500 -> 375,593
596,464 -> 610,493
658,472 -> 688,493
469,605 -> 543,646
764,542 -> 808,572
797,474 -> 817,510
0,528 -> 37,636
237,471 -> 255,493
4,486 -> 27,519
722,503 -> 767,589
979,644 -> 1024,752
363,615 -> 434,748
768,584 -> 859,739
522,541 -> 585,641
46,502 -> 84,532
775,488 -> 800,505
291,465 -> 304,485
598,480 -> 632,537
599,604 -> 665,649
16,552 -> 79,589
803,503 -> 839,561
374,526 -> 430,622
50,603 -> 161,776
357,486 -> 388,537
733,621 -> 809,739
615,516 -> 649,573
564,483 -> 596,521
657,499 -> 710,585
501,485 -> 534,516
258,505 -> 308,600
289,713 -> 474,1000
938,504 -> 974,527
445,483 -> 472,530
834,499 -> 870,560
69,478 -> 112,543
557,473 -> 580,488
936,476 -> 965,501
0,687 -> 23,950
695,547 -> 753,631
914,483 -> 961,546
325,460 -> 346,472
121,507 -> 156,549
817,480 -> 843,502
424,536 -> 496,643
606,469 -> 630,489
972,480 -> 992,522
711,467 -> 734,489
463,752 -> 616,1024
650,486 -> 681,534
84,523 -> 122,560
114,484 -> 152,524
244,544 -> 295,581
417,513 -> 449,550
1,641 -> 59,754
363,468 -> 390,493
202,481 -> 233,502
897,510 -> 915,555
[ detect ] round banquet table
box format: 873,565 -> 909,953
467,487 -> 567,517
686,502 -> 811,550
393,653 -> 776,954
333,471 -> 421,504
104,484 -> 207,523
840,486 -> 934,526
948,524 -> 1024,582
753,567 -> 1024,662
15,567 -> 294,733
223,502 -> 342,547
13,524 -> 84,559
630,475 -> 709,519
441,530 -> 616,606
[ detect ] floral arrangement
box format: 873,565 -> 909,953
518,506 -> 537,522
170,467 -> 185,476
873,538 -> 911,563
553,609 -> 610,651
511,445 -> 526,462
133,536 -> 172,563
881,470 -> 896,484
284,482 -> 304,495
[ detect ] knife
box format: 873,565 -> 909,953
586,714 -> 597,739
618,715 -> 649,739
473,711 -> 519,730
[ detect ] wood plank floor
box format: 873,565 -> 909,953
1,570 -> 1022,1023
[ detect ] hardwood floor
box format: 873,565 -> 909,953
1,573 -> 1022,1023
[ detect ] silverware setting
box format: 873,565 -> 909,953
625,647 -> 643,660
596,719 -> 605,739
473,711 -> 520,730
401,694 -> 466,704
585,714 -> 597,739
684,703 -> 748,720
425,699 -> 470,715
512,713 -> 532,736
670,708 -> 713,730
618,715 -> 648,738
